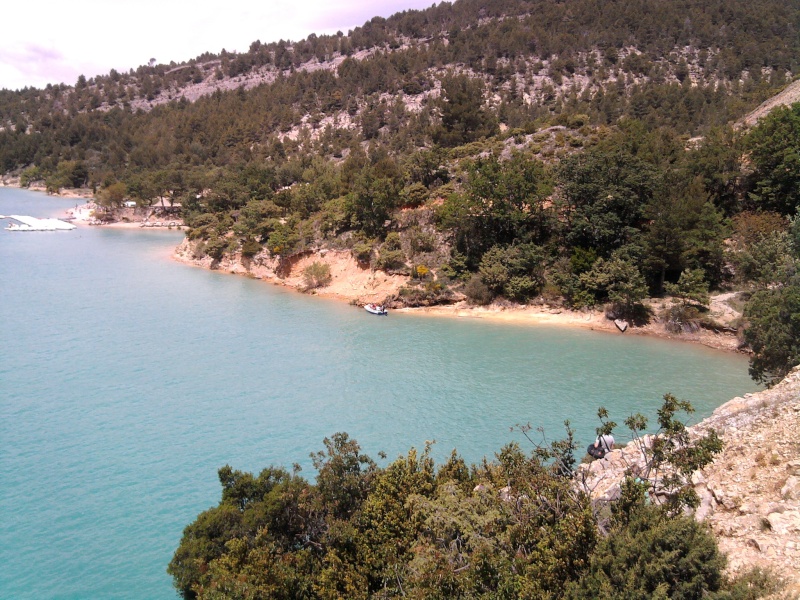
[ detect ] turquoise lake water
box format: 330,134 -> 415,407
0,187 -> 758,599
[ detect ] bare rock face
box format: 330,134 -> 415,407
578,366 -> 800,590
172,240 -> 408,304
694,368 -> 800,586
782,476 -> 800,500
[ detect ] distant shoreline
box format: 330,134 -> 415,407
0,179 -> 93,200
171,239 -> 745,355
398,302 -> 743,353
0,182 -> 745,355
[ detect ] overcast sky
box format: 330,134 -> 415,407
0,0 -> 438,91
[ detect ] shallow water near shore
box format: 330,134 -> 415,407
1,187 -> 758,599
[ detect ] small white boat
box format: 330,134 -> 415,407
364,303 -> 388,315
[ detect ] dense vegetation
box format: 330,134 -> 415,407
2,0 -> 798,178
167,398 -> 780,599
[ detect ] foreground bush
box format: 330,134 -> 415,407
168,396 -> 783,600
565,504 -> 724,600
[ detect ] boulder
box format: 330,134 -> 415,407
766,511 -> 800,535
781,475 -> 800,500
695,487 -> 716,521
691,471 -> 707,486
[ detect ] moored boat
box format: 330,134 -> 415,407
364,303 -> 388,315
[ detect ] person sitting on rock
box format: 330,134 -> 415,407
587,432 -> 615,459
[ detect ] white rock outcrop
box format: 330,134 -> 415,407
579,366 -> 800,590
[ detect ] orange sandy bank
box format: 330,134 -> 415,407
172,238 -> 745,354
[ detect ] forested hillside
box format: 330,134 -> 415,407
1,0 -> 798,174
4,2 -> 800,597
1,0 -> 800,385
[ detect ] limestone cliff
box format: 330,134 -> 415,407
580,367 -> 800,590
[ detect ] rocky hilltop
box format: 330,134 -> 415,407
581,367 -> 800,591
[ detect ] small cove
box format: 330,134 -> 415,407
0,187 -> 759,599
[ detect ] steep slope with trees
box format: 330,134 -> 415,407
167,393 -> 793,599
1,0 -> 799,385
580,366 -> 800,594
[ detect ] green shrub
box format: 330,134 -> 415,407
266,225 -> 300,256
505,275 -> 540,302
567,113 -> 590,129
408,227 -> 436,255
376,234 -> 406,270
479,244 -> 546,300
570,247 -> 599,275
440,250 -> 470,281
710,567 -> 787,600
566,506 -> 725,600
398,281 -> 451,306
320,196 -> 349,237
478,251 -> 510,293
203,236 -> 228,260
376,249 -> 406,271
352,241 -> 374,265
401,183 -> 429,208
464,275 -> 493,305
664,269 -> 710,307
19,166 -> 42,187
302,262 -> 332,290
241,237 -> 262,258
743,282 -> 800,385
383,231 -> 402,251
186,213 -> 219,241
579,253 -> 648,317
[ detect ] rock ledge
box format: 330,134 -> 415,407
580,367 -> 800,588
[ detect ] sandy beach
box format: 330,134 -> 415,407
62,200 -> 185,230
398,301 -> 744,352
74,220 -> 184,230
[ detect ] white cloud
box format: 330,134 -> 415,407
2,0 -> 437,90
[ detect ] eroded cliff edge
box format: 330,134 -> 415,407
581,367 -> 800,590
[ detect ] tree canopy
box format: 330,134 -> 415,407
169,395 -> 774,599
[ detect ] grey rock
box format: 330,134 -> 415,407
781,475 -> 800,500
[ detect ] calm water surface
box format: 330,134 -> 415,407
0,187 -> 758,599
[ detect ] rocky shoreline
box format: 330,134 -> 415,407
0,178 -> 94,200
580,366 -> 800,591
1,179 -> 747,354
